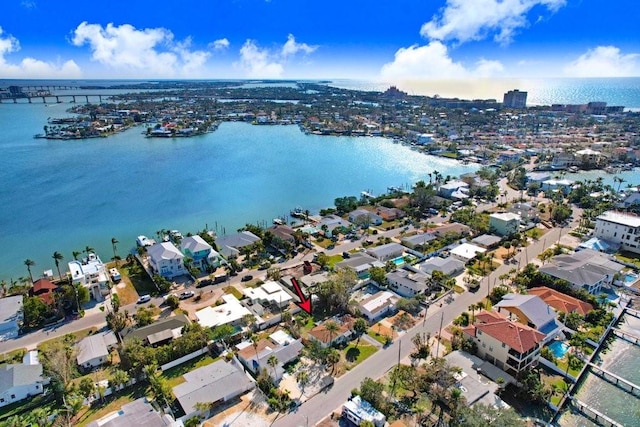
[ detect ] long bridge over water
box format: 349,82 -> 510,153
0,94 -> 106,104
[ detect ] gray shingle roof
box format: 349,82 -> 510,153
420,256 -> 465,276
122,314 -> 190,344
0,363 -> 43,393
76,331 -> 118,366
86,398 -> 172,427
494,294 -> 556,329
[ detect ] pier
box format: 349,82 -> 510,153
625,307 -> 640,320
0,94 -> 105,104
569,397 -> 623,427
587,361 -> 640,397
611,327 -> 640,347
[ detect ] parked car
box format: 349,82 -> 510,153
179,290 -> 195,300
241,274 -> 253,282
197,279 -> 213,288
137,295 -> 151,304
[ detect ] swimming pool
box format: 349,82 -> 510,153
624,273 -> 638,284
548,340 -> 570,359
392,256 -> 406,266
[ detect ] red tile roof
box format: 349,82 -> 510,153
528,286 -> 593,316
31,278 -> 57,305
308,316 -> 354,344
464,310 -> 545,353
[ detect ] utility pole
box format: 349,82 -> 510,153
435,312 -> 444,358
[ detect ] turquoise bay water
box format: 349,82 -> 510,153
0,103 -> 476,281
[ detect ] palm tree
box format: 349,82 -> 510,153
250,333 -> 260,364
24,259 -> 35,283
72,250 -> 81,261
111,237 -> 119,262
52,251 -> 64,280
267,354 -> 279,380
324,320 -> 339,347
84,245 -> 94,255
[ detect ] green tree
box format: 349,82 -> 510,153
324,320 -> 339,347
165,294 -> 180,310
24,258 -> 35,284
267,354 -> 279,380
368,266 -> 387,287
110,368 -> 130,390
135,306 -> 155,327
358,377 -> 385,412
23,296 -> 50,328
353,318 -> 368,347
212,323 -> 235,348
79,377 -> 95,399
326,348 -> 340,374
72,250 -> 81,261
52,251 -> 64,280
107,310 -> 128,333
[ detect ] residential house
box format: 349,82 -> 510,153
87,397 -> 180,427
385,269 -> 429,297
575,148 -> 603,167
432,223 -> 471,238
215,231 -> 261,258
593,211 -> 640,254
539,249 -> 623,294
268,224 -> 296,244
617,191 -> 640,211
494,294 -> 561,343
180,235 -> 222,271
0,351 -> 46,408
342,395 -> 386,427
358,291 -> 399,322
30,278 -> 57,306
173,359 -> 254,421
525,171 -> 551,184
541,179 -> 575,196
349,209 -> 383,226
0,295 -> 23,340
401,232 -> 437,250
450,243 -> 486,263
316,215 -> 352,237
76,331 -> 118,370
419,256 -> 465,277
335,253 -> 385,279
462,310 -> 545,377
489,212 -> 521,237
68,253 -> 110,301
196,295 -> 253,329
497,150 -> 522,164
439,181 -> 469,200
243,281 -> 293,309
471,234 -> 502,249
147,242 -> 186,279
528,287 -> 593,316
366,243 -> 405,262
507,203 -> 538,223
123,314 -> 190,346
236,330 -> 303,382
376,207 -> 406,221
308,316 -> 355,348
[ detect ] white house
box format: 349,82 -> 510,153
76,331 -> 118,370
342,395 -> 386,427
180,235 -> 222,271
385,269 -> 430,297
242,281 -> 293,309
450,243 -> 486,263
366,243 -> 405,262
358,291 -> 399,322
147,242 -> 186,279
0,296 -> 23,341
196,294 -> 253,329
489,212 -> 521,237
0,351 -> 46,408
593,211 -> 640,254
68,253 -> 110,301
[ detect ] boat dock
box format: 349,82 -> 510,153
569,397 -> 623,427
625,307 -> 640,320
587,361 -> 640,397
611,327 -> 640,347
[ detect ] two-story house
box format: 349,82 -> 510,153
147,242 -> 186,279
68,253 -> 110,301
180,235 -> 222,272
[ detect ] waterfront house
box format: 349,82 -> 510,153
538,249 -> 623,295
439,181 -> 469,200
376,206 -> 406,221
0,295 -> 23,341
366,243 -> 405,262
123,314 -> 190,347
235,330 -> 303,382
179,235 -> 222,271
76,331 -> 118,370
0,351 -> 46,408
86,397 -> 180,427
308,316 -> 355,348
215,231 -> 261,258
195,294 -> 252,329
316,215 -> 352,237
68,253 -> 110,301
342,395 -> 386,427
173,359 -> 254,422
358,291 -> 399,322
489,212 -> 521,237
268,224 -> 296,244
30,278 -> 57,306
528,287 -> 593,316
525,171 -> 550,184
348,209 -> 383,226
385,268 -> 429,297
147,242 -> 186,279
593,211 -> 640,254
494,294 -> 561,343
541,179 -> 575,196
419,256 -> 465,277
462,310 -> 545,377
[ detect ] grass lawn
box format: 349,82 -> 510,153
223,285 -> 243,300
38,327 -> 98,351
327,254 -> 344,268
72,367 -> 111,388
314,238 -> 336,249
453,284 -> 465,294
555,357 -> 582,378
615,251 -> 640,268
343,343 -> 377,367
0,348 -> 27,366
74,383 -> 148,427
367,330 -> 388,345
162,353 -> 218,388
121,261 -> 157,295
0,393 -> 56,422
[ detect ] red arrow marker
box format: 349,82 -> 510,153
291,277 -> 312,314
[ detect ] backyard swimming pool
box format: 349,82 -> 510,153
548,340 -> 570,359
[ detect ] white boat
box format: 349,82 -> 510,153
136,235 -> 153,247
273,218 -> 285,225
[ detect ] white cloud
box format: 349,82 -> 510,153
564,46 -> 640,77
235,35 -> 317,78
72,22 -> 210,77
0,27 -> 81,78
210,38 -> 230,50
380,41 -> 504,79
281,34 -> 317,58
421,0 -> 566,45
237,40 -> 284,78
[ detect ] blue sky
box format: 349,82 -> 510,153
0,0 -> 638,80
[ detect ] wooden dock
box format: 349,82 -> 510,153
611,327 -> 640,347
625,307 -> 640,320
569,397 -> 622,427
587,361 -> 640,397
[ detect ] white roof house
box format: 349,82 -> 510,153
242,281 -> 293,308
147,242 -> 186,279
68,253 -> 109,301
196,294 -> 253,328
596,211 -> 640,228
0,296 -> 23,341
450,243 -> 486,263
342,395 -> 386,427
358,291 -> 398,322
180,235 -> 212,253
0,351 -> 46,408
76,331 -> 118,369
